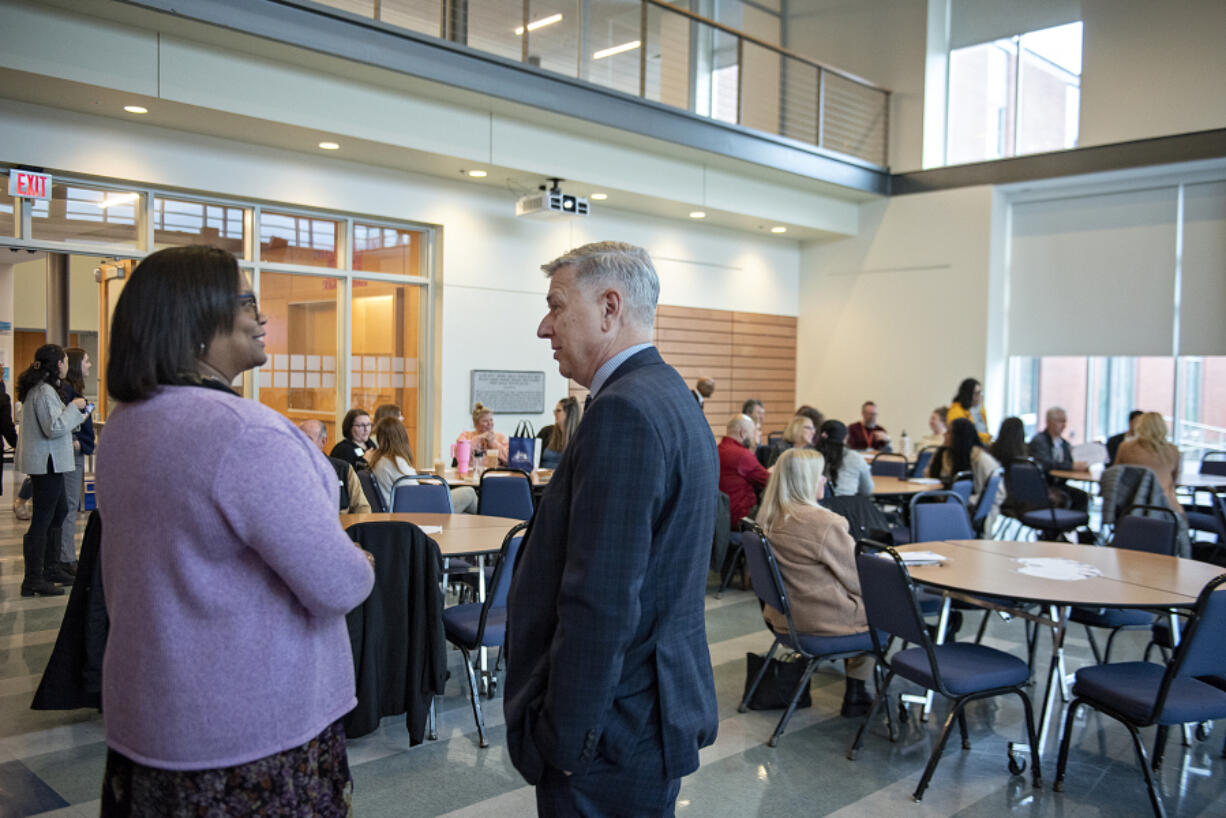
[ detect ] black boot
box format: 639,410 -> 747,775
21,533 -> 65,597
43,527 -> 74,585
841,677 -> 873,718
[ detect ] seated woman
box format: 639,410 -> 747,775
767,414 -> 817,467
946,378 -> 991,443
367,417 -> 477,513
539,397 -> 580,470
816,420 -> 872,497
456,402 -> 508,466
1114,412 -> 1183,515
917,405 -> 948,451
928,418 -> 1005,530
756,448 -> 874,717
989,416 -> 1027,466
330,408 -> 374,470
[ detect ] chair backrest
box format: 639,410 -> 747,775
1148,574 -> 1226,723
1004,458 -> 1050,511
1201,451 -> 1226,477
478,468 -> 534,519
739,522 -> 789,618
854,540 -> 931,649
755,444 -> 771,467
820,495 -> 890,539
909,491 -> 975,542
972,470 -> 1003,527
1111,504 -> 1180,556
767,430 -> 784,444
871,452 -> 908,478
391,475 -> 453,513
950,471 -> 974,506
357,469 -> 386,513
911,446 -> 938,479
474,522 -> 529,644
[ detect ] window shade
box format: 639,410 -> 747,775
950,0 -> 1080,50
1180,181 -> 1226,356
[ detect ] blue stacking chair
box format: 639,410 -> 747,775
391,475 -> 453,513
871,452 -> 908,478
1055,574 -> 1226,818
910,490 -> 975,542
970,470 -> 1002,536
1069,506 -> 1178,664
441,521 -> 529,748
949,471 -> 974,507
1004,458 -> 1088,540
848,540 -> 1041,802
478,468 -> 534,520
356,469 -> 385,513
1200,451 -> 1226,476
737,521 -> 877,747
911,446 -> 939,479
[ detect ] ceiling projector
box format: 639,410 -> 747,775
517,179 -> 590,218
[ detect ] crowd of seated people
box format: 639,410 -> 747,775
456,402 -> 508,465
369,416 -> 478,513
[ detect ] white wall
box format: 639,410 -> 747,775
0,99 -> 800,460
796,186 -> 998,438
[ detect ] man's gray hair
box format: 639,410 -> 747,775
1046,406 -> 1067,423
541,241 -> 660,328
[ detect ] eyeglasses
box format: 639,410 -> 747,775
237,293 -> 260,318
352,421 -> 372,429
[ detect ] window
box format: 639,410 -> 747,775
946,22 -> 1081,165
30,184 -> 141,246
260,212 -> 340,267
154,197 -> 246,255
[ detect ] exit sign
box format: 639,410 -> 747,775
8,170 -> 52,200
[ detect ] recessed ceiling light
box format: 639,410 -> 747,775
689,211 -> 706,219
770,226 -> 787,233
123,105 -> 148,114
590,192 -> 608,200
593,40 -> 641,60
467,169 -> 488,178
318,141 -> 340,150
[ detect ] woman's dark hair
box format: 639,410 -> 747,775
953,378 -> 980,409
794,405 -> 824,430
107,246 -> 241,402
374,404 -> 401,424
990,416 -> 1027,464
816,419 -> 848,488
17,344 -> 66,402
548,396 -> 581,452
63,347 -> 88,396
341,408 -> 370,441
948,418 -> 981,474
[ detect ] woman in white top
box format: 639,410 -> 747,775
366,417 -> 478,513
815,420 -> 873,497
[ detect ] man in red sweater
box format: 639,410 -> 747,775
847,400 -> 891,451
718,415 -> 771,529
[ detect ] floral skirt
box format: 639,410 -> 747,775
101,720 -> 352,817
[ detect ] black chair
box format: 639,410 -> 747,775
1055,574 -> 1226,817
356,469 -> 385,513
1187,490 -> 1226,564
737,522 -> 876,746
870,452 -> 908,478
767,430 -> 784,445
477,468 -> 534,520
755,444 -> 772,468
1004,458 -> 1088,540
848,540 -> 1041,802
1200,451 -> 1226,477
1069,505 -> 1178,664
911,446 -> 940,479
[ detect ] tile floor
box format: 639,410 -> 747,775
2,471 -> 1225,817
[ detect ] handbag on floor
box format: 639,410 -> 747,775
743,651 -> 811,711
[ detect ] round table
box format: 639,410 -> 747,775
440,468 -> 553,489
872,475 -> 942,496
896,539 -> 1223,756
339,512 -> 524,558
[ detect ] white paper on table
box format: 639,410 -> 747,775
1015,558 -> 1102,581
908,478 -> 941,485
418,525 -> 443,534
1072,442 -> 1108,465
891,551 -> 946,565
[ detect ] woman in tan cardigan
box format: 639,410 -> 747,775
756,448 -> 873,717
1114,412 -> 1183,514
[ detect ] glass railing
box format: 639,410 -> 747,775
303,0 -> 890,168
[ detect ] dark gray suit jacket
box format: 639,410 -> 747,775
505,347 -> 719,784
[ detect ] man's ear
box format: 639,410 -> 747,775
599,288 -> 622,330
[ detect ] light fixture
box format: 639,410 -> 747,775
689,211 -> 706,219
97,192 -> 139,209
589,192 -> 608,200
514,13 -> 563,35
593,40 -> 641,60
123,105 -> 148,114
770,226 -> 787,234
467,169 -> 488,178
318,141 -> 340,150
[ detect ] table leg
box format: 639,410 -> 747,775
1167,611 -> 1193,748
477,554 -> 489,695
1036,604 -> 1070,758
902,596 -> 951,721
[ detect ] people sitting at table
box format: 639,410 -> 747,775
946,378 -> 991,443
298,419 -> 370,514
1028,407 -> 1089,512
927,418 -> 1005,531
330,408 -> 374,470
767,414 -> 818,467
742,398 -> 766,440
369,417 -> 478,513
756,448 -> 874,718
917,405 -> 948,451
719,414 -> 772,529
539,396 -> 580,470
1106,409 -> 1144,465
817,420 -> 873,497
455,402 -> 508,466
1114,412 -> 1183,515
989,416 -> 1027,465
847,401 -> 890,451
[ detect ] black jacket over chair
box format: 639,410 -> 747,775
343,521 -> 447,743
32,511 -> 107,711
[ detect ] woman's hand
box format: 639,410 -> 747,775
71,397 -> 87,411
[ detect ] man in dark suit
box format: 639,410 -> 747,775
506,241 -> 719,816
1106,409 -> 1143,465
1028,406 -> 1090,512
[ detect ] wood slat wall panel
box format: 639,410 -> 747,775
656,329 -> 736,345
730,321 -> 796,337
657,305 -> 730,321
655,317 -> 738,333
730,332 -> 795,348
732,312 -> 797,327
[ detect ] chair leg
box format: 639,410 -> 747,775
1016,689 -> 1042,788
913,698 -> 964,801
1084,626 -> 1104,665
876,664 -> 896,742
1124,721 -> 1167,818
1151,725 -> 1170,772
974,610 -> 991,643
718,546 -> 744,595
769,658 -> 821,747
957,709 -> 971,750
848,670 -> 894,760
459,648 -> 488,748
1054,698 -> 1084,792
1102,627 -> 1122,665
738,639 -> 780,713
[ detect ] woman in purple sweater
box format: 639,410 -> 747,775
96,246 -> 374,816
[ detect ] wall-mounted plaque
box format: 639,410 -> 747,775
470,370 -> 546,414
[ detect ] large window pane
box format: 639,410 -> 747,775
1017,23 -> 1081,155
643,3 -> 691,110
350,280 -> 423,462
258,272 -> 341,440
352,223 -> 425,276
525,1 -> 579,76
379,0 -> 443,37
1036,356 -> 1088,444
153,197 -> 246,255
465,0 -> 525,62
1178,357 -> 1226,470
947,39 -> 1015,164
584,2 -> 643,97
30,184 -> 140,247
260,212 -> 339,267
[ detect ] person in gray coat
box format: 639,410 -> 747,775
15,344 -> 86,596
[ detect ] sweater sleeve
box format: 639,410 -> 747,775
816,513 -> 862,597
31,386 -> 84,440
853,453 -> 874,496
213,424 -> 373,617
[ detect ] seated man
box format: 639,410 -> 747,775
741,398 -> 765,441
719,414 -> 771,530
847,401 -> 891,451
1106,409 -> 1144,465
1027,407 -> 1089,512
299,419 -> 371,514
